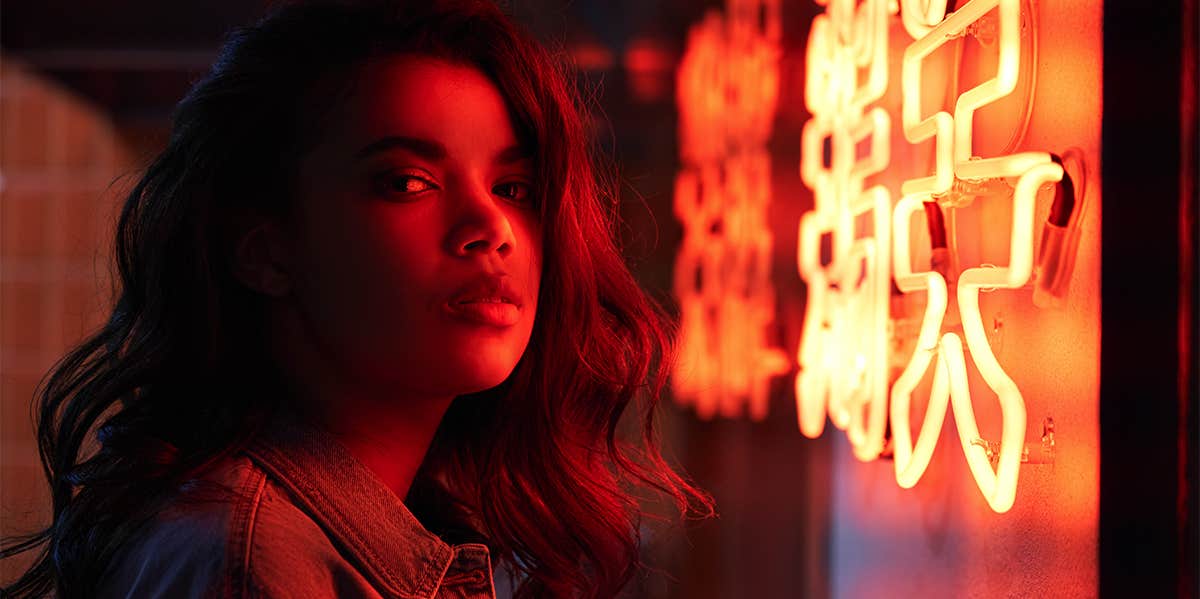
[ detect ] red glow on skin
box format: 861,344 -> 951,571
263,56 -> 542,499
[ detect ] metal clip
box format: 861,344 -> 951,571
971,417 -> 1056,466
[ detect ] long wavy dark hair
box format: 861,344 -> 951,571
0,1 -> 713,597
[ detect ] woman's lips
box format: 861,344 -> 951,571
444,274 -> 523,327
444,298 -> 521,327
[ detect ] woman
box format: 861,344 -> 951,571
1,1 -> 712,597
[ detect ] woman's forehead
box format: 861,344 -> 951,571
324,55 -> 524,158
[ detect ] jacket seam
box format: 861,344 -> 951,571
225,464 -> 268,599
246,442 -> 440,599
433,545 -> 495,597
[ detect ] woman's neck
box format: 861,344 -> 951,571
269,306 -> 454,501
293,393 -> 452,500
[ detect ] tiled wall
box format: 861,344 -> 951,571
0,56 -> 133,581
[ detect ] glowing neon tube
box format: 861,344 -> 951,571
900,0 -> 947,39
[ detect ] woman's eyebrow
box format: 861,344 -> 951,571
494,145 -> 532,166
354,137 -> 529,167
355,135 -> 446,161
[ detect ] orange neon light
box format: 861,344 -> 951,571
673,0 -> 788,420
892,0 -> 1062,514
900,0 -> 947,44
797,0 -> 1068,512
796,0 -> 892,460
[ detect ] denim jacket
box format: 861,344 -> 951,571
97,409 -> 498,598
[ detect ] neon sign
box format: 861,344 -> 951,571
796,0 -> 893,461
673,0 -> 789,421
794,0 -> 1073,512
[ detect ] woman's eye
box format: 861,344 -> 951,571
493,181 -> 531,203
373,172 -> 437,198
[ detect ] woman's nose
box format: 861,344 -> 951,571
445,184 -> 516,258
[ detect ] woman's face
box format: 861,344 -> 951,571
281,55 -> 542,398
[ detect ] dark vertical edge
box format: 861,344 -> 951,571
1179,0 -> 1199,595
1100,0 -> 1187,597
801,425 -> 832,599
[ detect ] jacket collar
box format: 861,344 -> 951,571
243,407 -> 455,599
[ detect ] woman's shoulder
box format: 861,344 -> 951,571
95,454 -> 256,598
96,453 -> 378,598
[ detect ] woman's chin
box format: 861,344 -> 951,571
353,337 -> 527,396
403,348 -> 523,397
447,360 -> 521,396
